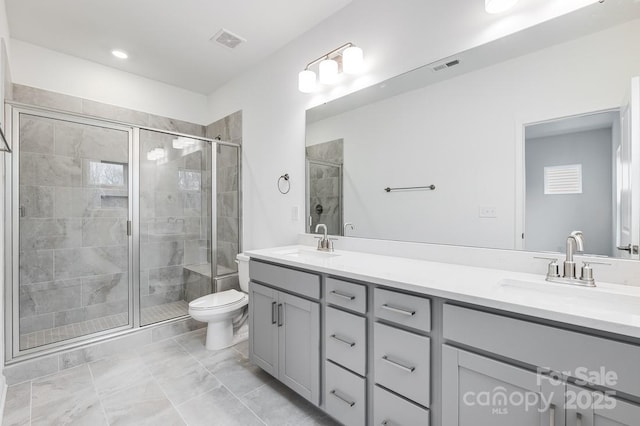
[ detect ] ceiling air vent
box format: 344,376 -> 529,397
432,59 -> 460,72
211,29 -> 246,49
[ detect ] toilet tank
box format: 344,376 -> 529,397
236,253 -> 250,292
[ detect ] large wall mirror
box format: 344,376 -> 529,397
305,1 -> 640,260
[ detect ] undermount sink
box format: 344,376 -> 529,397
273,247 -> 341,260
497,278 -> 640,315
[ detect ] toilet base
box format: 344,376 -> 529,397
205,318 -> 233,351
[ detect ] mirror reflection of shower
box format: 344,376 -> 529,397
306,138 -> 344,236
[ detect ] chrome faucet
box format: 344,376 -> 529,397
343,222 -> 354,235
314,224 -> 334,251
536,231 -> 607,287
563,230 -> 585,279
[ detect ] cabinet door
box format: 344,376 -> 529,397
278,291 -> 320,405
567,384 -> 640,426
249,282 -> 279,376
442,346 -> 564,426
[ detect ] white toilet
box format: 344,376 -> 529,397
188,253 -> 250,350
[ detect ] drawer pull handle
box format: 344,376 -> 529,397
271,301 -> 277,324
330,290 -> 356,301
381,303 -> 416,316
330,334 -> 356,347
330,389 -> 355,407
277,303 -> 283,327
382,355 -> 415,373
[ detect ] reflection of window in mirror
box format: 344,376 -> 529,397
524,110 -> 619,257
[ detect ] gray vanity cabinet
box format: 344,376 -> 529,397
566,384 -> 640,426
249,280 -> 320,405
442,345 -> 565,426
249,282 -> 279,375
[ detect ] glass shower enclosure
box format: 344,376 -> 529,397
4,105 -> 241,360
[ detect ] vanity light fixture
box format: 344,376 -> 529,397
298,42 -> 364,93
485,0 -> 519,14
319,58 -> 339,84
111,49 -> 128,59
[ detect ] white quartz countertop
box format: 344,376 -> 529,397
245,245 -> 640,339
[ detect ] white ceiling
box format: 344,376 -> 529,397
5,0 -> 353,94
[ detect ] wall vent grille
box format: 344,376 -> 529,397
544,164 -> 583,195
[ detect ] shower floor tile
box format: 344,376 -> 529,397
19,301 -> 190,351
141,300 -> 189,325
3,330 -> 338,426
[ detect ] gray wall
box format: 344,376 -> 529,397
525,128 -> 613,256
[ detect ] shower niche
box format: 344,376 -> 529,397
4,105 -> 241,359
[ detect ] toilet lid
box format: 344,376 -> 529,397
189,289 -> 247,310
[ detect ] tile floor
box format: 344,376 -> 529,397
20,301 -> 190,350
3,328 -> 337,426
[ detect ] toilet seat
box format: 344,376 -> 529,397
189,289 -> 248,311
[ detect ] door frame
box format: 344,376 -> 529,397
514,107 -> 623,255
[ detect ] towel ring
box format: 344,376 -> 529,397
278,173 -> 290,194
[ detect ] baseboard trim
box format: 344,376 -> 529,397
0,373 -> 8,421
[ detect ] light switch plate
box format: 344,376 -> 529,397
479,206 -> 497,218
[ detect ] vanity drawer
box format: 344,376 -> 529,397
443,304 -> 640,398
249,260 -> 320,300
374,322 -> 430,407
373,385 -> 430,426
325,361 -> 366,426
326,306 -> 366,376
326,278 -> 366,314
374,288 -> 431,332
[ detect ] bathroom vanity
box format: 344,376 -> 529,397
246,245 -> 640,426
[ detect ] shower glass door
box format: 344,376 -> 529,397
139,130 -> 212,326
216,143 -> 240,277
15,111 -> 132,351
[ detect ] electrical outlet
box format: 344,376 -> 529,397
291,206 -> 299,221
479,206 -> 497,218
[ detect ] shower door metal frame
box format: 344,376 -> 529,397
210,140 -> 243,283
4,104 -> 136,361
3,102 -> 244,363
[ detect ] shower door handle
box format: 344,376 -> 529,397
126,220 -> 132,236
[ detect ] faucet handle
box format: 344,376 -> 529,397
579,261 -> 609,285
534,256 -> 560,278
313,236 -> 323,249
581,260 -> 611,266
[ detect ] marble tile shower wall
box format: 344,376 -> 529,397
18,115 -> 131,343
139,130 -> 212,314
206,111 -> 241,276
11,84 -> 206,138
306,139 -> 343,236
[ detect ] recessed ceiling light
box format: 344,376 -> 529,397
111,50 -> 128,59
